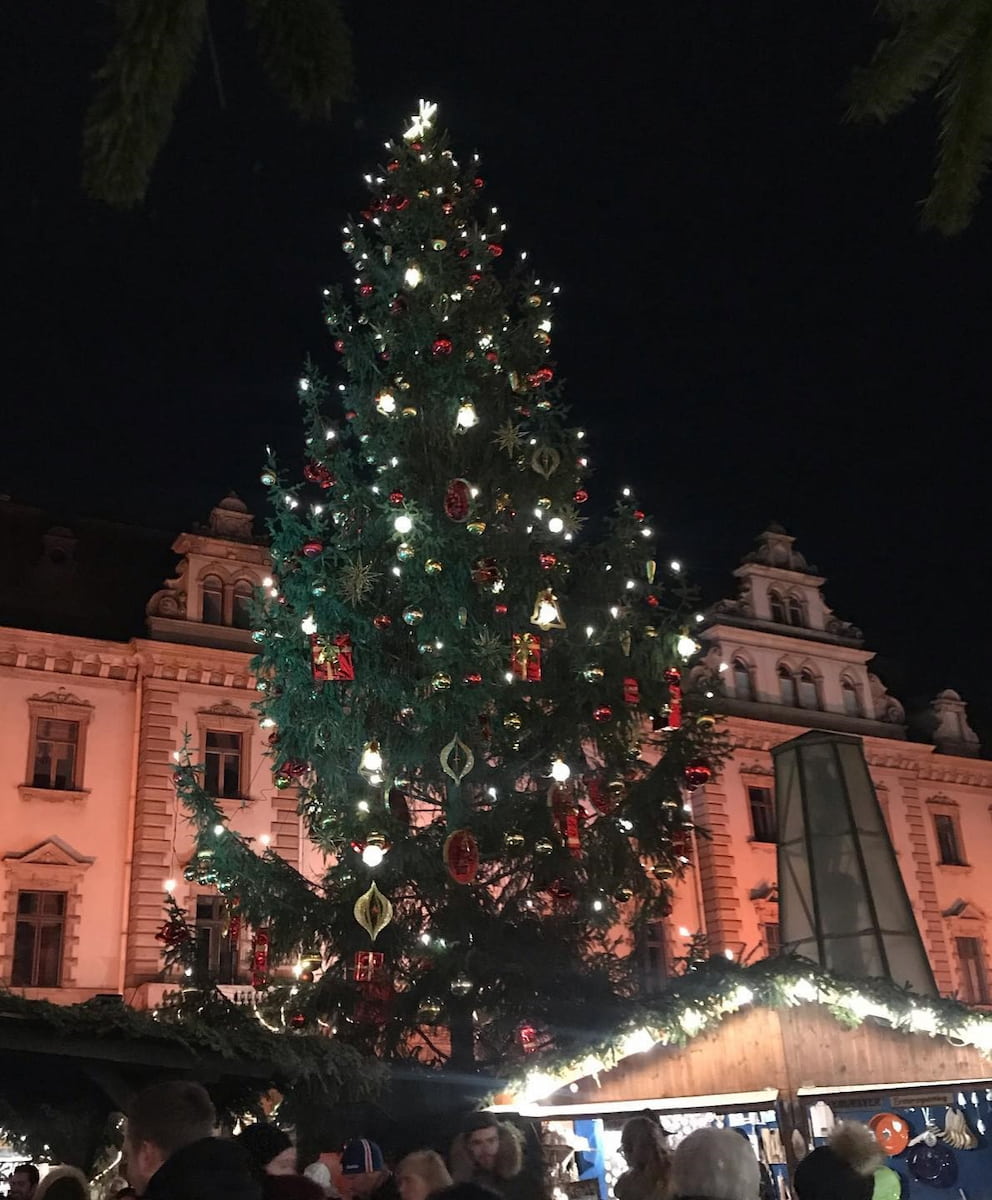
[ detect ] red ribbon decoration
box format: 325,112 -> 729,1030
510,632 -> 542,681
311,633 -> 354,681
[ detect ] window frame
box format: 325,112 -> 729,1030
201,574 -> 225,625
231,579 -> 255,630
11,890 -> 67,988
762,921 -> 781,958
747,784 -> 777,844
934,811 -> 967,867
22,693 -> 94,799
637,917 -> 670,996
732,658 -> 754,701
193,894 -> 243,985
797,668 -> 820,710
786,595 -> 804,626
768,590 -> 786,623
955,935 -> 990,1005
778,664 -> 798,707
841,676 -> 861,717
195,706 -> 256,808
204,729 -> 244,799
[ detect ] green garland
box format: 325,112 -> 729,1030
503,956 -> 992,1102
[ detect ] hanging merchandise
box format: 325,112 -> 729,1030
530,588 -> 566,630
549,783 -> 582,857
310,633 -> 354,681
943,1105 -> 978,1150
510,632 -> 542,681
440,732 -> 475,783
444,478 -> 472,522
353,882 -> 394,941
664,666 -> 683,729
444,829 -> 480,884
251,929 -> 270,989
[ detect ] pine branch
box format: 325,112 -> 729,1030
82,0 -> 207,208
245,0 -> 353,120
847,0 -> 979,123
925,7 -> 992,231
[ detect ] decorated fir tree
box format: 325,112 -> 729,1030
177,101 -> 722,1072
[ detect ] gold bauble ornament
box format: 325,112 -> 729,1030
502,712 -> 522,731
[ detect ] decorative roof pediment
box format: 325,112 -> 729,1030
3,835 -> 95,868
198,701 -> 253,720
29,689 -> 93,709
944,899 -> 986,921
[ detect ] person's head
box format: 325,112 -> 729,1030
35,1168 -> 90,1200
10,1165 -> 40,1200
396,1151 -> 452,1200
340,1139 -> 386,1198
124,1080 -> 216,1193
620,1116 -> 671,1174
793,1124 -> 882,1200
237,1123 -> 297,1177
671,1127 -> 759,1200
461,1115 -> 501,1174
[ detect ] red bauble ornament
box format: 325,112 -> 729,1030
574,489 -> 589,504
684,761 -> 712,790
494,603 -> 508,616
664,667 -> 682,686
444,478 -> 472,522
289,1012 -> 307,1030
468,272 -> 482,284
485,350 -> 499,363
344,409 -> 358,421
392,194 -> 410,211
390,296 -> 408,314
279,759 -> 309,779
473,177 -> 485,189
359,284 -> 374,297
303,461 -> 335,489
410,140 -> 423,152
633,509 -> 646,521
645,593 -> 660,608
432,337 -> 453,356
623,677 -> 640,706
334,338 -> 346,353
302,540 -> 324,558
518,1023 -> 538,1053
444,829 -> 480,885
593,705 -> 614,723
373,614 -> 392,630
459,247 -> 471,259
442,200 -> 455,215
539,552 -> 557,570
527,367 -> 554,387
378,349 -> 391,362
388,490 -> 405,506
463,671 -> 483,686
487,243 -> 504,257
387,160 -> 400,172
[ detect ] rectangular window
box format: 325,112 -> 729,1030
31,719 -> 79,790
762,921 -> 781,958
204,731 -> 242,799
956,936 -> 989,1004
194,896 -> 239,985
638,919 -> 669,995
12,891 -> 66,987
934,813 -> 965,866
748,785 -> 777,843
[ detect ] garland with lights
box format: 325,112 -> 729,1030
503,956 -> 992,1104
175,99 -> 728,1070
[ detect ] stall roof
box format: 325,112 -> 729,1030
488,1088 -> 780,1119
797,1077 -> 992,1097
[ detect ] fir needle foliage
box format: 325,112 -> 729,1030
83,0 -> 352,209
177,103 -> 726,1074
849,0 -> 992,234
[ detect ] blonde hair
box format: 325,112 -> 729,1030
397,1150 -> 452,1196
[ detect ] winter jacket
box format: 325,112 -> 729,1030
449,1125 -> 534,1200
143,1137 -> 263,1200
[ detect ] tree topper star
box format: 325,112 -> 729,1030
404,100 -> 438,142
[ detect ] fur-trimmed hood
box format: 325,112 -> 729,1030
794,1124 -> 882,1200
35,1168 -> 90,1200
827,1124 -> 883,1177
449,1122 -> 524,1184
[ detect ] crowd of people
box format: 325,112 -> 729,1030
6,1079 -> 891,1200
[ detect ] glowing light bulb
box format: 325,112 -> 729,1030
455,401 -> 479,430
262,576 -> 273,588
164,878 -> 176,893
592,900 -> 604,912
375,391 -> 397,415
670,559 -> 682,573
362,844 -> 385,867
394,514 -> 413,534
213,824 -> 224,836
677,632 -> 700,660
679,926 -> 690,938
420,932 -> 431,946
548,517 -> 564,534
404,265 -> 422,288
550,757 -> 571,783
260,834 -> 271,846
301,613 -> 318,635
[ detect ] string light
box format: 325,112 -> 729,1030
455,401 -> 479,430
550,757 -> 571,783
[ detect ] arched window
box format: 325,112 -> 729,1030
798,669 -> 819,709
232,580 -> 254,630
786,595 -> 804,626
733,658 -> 754,701
769,590 -> 786,623
201,575 -> 224,625
778,664 -> 797,706
841,677 -> 861,717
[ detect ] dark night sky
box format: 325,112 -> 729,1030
3,2 -> 990,741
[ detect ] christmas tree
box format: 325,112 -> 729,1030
177,101 -> 722,1072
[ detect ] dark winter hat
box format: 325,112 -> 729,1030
461,1112 -> 500,1135
793,1147 -> 873,1200
237,1122 -> 294,1171
341,1139 -> 385,1174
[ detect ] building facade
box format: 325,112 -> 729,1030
0,501 -> 988,1009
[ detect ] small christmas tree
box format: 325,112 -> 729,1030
177,101 -> 722,1071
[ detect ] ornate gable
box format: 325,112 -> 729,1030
3,836 -> 95,868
